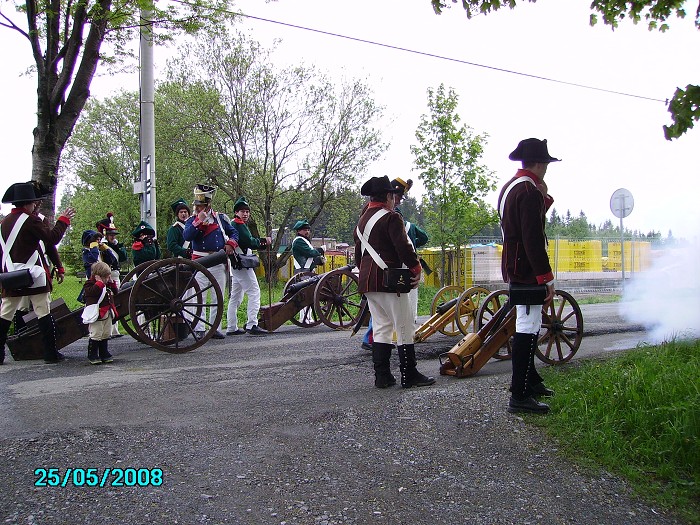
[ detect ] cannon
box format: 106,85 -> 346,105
6,251 -> 228,359
115,251 -> 227,352
438,288 -> 584,377
259,266 -> 363,332
413,285 -> 491,342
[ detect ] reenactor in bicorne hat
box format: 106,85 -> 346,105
166,198 -> 192,259
183,184 -> 239,340
95,213 -> 127,337
499,137 -> 559,414
226,196 -> 271,336
0,182 -> 75,364
362,177 -> 429,351
353,175 -> 433,389
11,181 -> 68,334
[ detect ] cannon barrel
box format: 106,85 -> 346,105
195,250 -> 228,269
284,265 -> 356,296
286,274 -> 321,295
435,296 -> 459,315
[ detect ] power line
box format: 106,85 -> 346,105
171,1 -> 668,104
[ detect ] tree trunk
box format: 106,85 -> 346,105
32,129 -> 60,224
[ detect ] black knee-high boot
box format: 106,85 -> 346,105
510,332 -> 538,400
87,339 -> 101,364
98,339 -> 113,363
397,344 -> 435,388
0,317 -> 12,365
13,309 -> 28,333
508,332 -> 549,413
372,342 -> 396,388
38,315 -> 63,364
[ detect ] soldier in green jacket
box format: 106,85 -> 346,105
291,220 -> 325,274
226,197 -> 271,336
131,221 -> 161,267
166,198 -> 192,259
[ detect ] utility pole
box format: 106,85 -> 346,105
134,5 -> 157,235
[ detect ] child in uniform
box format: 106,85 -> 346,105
82,261 -> 119,364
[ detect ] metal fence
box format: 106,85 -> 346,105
43,236 -> 669,308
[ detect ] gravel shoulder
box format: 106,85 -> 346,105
0,316 -> 683,525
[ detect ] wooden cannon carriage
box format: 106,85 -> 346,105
7,251 -> 229,359
438,288 -> 584,377
414,285 -> 492,342
259,266 -> 363,332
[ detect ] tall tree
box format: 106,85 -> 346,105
161,29 -> 386,282
430,0 -> 699,139
411,84 -> 497,284
0,0 -> 233,222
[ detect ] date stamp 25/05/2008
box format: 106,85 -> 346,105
34,468 -> 163,488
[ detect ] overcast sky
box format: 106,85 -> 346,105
1,0 -> 698,239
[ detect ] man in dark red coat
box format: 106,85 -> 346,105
354,176 -> 434,389
0,182 -> 75,364
498,138 -> 559,414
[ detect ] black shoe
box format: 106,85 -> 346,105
374,373 -> 396,389
194,331 -> 205,340
211,331 -> 226,340
111,333 -> 124,339
531,382 -> 555,397
402,372 -> 436,388
226,329 -> 246,336
361,342 -> 372,351
508,396 -> 550,414
45,354 -> 67,364
247,325 -> 267,335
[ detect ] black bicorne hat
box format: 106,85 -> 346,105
360,176 -> 402,197
509,138 -> 561,163
1,182 -> 45,204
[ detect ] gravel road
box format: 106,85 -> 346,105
0,306 -> 683,525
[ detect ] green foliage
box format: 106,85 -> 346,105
430,0 -> 699,140
411,84 -> 497,278
61,29 -> 386,278
2,0 -> 235,219
664,84 -> 700,139
538,340 -> 700,523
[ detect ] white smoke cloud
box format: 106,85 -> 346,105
620,241 -> 700,343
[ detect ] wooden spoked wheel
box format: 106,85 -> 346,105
536,290 -> 584,365
454,286 -> 491,335
118,261 -> 162,342
432,285 -> 466,336
476,289 -> 512,359
314,268 -> 363,330
477,289 -> 584,364
283,272 -> 322,327
128,258 -> 222,353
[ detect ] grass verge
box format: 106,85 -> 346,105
537,339 -> 699,524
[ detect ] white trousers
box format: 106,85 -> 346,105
110,270 -> 121,335
408,286 -> 419,325
1,292 -> 52,321
194,262 -> 228,332
515,304 -> 542,334
365,291 -> 415,346
227,268 -> 261,330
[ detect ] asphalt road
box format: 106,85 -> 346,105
0,302 -> 682,525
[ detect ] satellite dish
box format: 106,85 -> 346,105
610,188 -> 634,219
